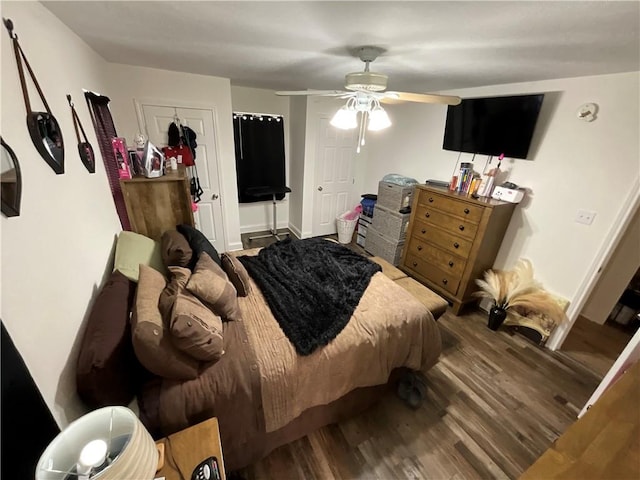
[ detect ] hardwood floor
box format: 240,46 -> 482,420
560,315 -> 634,378
240,309 -> 601,480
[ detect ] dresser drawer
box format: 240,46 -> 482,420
415,204 -> 478,241
412,219 -> 473,258
404,253 -> 461,295
418,190 -> 483,224
406,236 -> 466,277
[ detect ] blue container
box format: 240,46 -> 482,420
360,198 -> 376,217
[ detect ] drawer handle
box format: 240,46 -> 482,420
464,208 -> 470,214
454,242 -> 460,249
459,225 -> 465,231
428,197 -> 434,203
442,279 -> 448,285
448,261 -> 454,267
412,261 -> 418,267
417,245 -> 423,251
425,212 -> 430,218
421,228 -> 426,234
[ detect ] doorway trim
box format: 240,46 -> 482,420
547,179 -> 640,351
133,97 -> 236,250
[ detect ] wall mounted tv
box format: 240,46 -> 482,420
442,93 -> 544,159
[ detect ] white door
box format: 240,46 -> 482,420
312,115 -> 358,236
140,104 -> 225,252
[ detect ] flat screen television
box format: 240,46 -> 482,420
442,94 -> 544,159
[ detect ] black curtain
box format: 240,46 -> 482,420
233,114 -> 286,203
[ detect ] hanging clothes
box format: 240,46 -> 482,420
165,119 -> 203,202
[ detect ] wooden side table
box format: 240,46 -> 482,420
155,418 -> 226,480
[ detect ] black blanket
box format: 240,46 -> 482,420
238,238 -> 381,355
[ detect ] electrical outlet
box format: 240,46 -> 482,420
575,209 -> 597,225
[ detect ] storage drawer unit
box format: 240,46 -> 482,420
372,204 -> 411,241
365,227 -> 405,266
401,185 -> 516,314
377,181 -> 415,210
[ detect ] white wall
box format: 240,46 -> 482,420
288,97 -> 307,237
582,205 -> 640,324
1,1 -> 121,426
367,72 -> 640,338
105,64 -> 242,251
230,86 -> 290,234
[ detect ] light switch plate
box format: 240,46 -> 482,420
576,209 -> 597,225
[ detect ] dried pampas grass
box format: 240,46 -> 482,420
475,259 -> 566,325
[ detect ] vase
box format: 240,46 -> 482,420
488,306 -> 507,331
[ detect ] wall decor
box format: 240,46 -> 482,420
1,138 -> 22,218
3,18 -> 64,174
66,95 -> 95,173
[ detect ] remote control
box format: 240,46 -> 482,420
191,456 -> 221,480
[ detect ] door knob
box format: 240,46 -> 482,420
317,186 -> 323,191
211,193 -> 219,200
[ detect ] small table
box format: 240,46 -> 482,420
155,418 -> 226,480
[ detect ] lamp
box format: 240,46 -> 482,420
330,93 -> 392,152
36,406 -> 159,480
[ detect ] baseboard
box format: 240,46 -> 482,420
240,222 -> 290,234
227,241 -> 244,252
288,224 -> 302,239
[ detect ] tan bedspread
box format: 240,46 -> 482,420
240,263 -> 441,432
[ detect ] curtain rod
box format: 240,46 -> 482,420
233,111 -> 283,118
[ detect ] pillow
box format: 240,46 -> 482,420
76,270 -> 141,408
161,230 -> 193,268
221,253 -> 251,297
170,286 -> 224,362
176,224 -> 222,269
131,265 -> 199,380
114,231 -> 166,282
186,253 -> 240,322
158,266 -> 191,323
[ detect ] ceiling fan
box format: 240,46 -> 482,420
276,46 -> 461,151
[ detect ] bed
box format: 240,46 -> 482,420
136,238 -> 443,471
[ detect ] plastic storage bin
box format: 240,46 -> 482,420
365,227 -> 405,265
372,204 -> 411,241
377,182 -> 415,210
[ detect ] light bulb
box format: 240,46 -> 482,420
330,106 -> 358,130
368,107 -> 392,131
77,439 -> 108,478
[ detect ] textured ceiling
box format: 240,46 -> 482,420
43,1 -> 639,93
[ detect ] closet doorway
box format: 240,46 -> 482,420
137,103 -> 226,252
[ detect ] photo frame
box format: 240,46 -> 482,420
142,141 -> 164,178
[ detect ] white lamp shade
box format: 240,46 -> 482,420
368,107 -> 392,131
330,106 -> 358,129
36,406 -> 158,480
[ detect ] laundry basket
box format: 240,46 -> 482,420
336,213 -> 359,244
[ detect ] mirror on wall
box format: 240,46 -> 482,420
1,138 -> 22,217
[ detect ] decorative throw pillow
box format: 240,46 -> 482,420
158,266 -> 191,323
76,270 -> 142,408
131,265 -> 199,380
114,231 -> 166,282
186,253 -> 240,322
221,253 -> 251,297
170,287 -> 224,362
176,224 -> 222,269
161,230 -> 193,268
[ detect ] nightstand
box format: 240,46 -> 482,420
156,417 -> 226,480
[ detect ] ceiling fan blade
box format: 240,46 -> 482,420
275,90 -> 348,97
382,91 -> 462,106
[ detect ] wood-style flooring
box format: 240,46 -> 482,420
240,308 -> 602,480
560,315 -> 634,378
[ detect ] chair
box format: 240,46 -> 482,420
245,186 -> 292,242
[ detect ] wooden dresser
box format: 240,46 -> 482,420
120,167 -> 194,241
401,185 -> 516,314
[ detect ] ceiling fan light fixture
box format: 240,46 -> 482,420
344,72 -> 388,92
330,105 -> 358,130
368,106 -> 392,131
